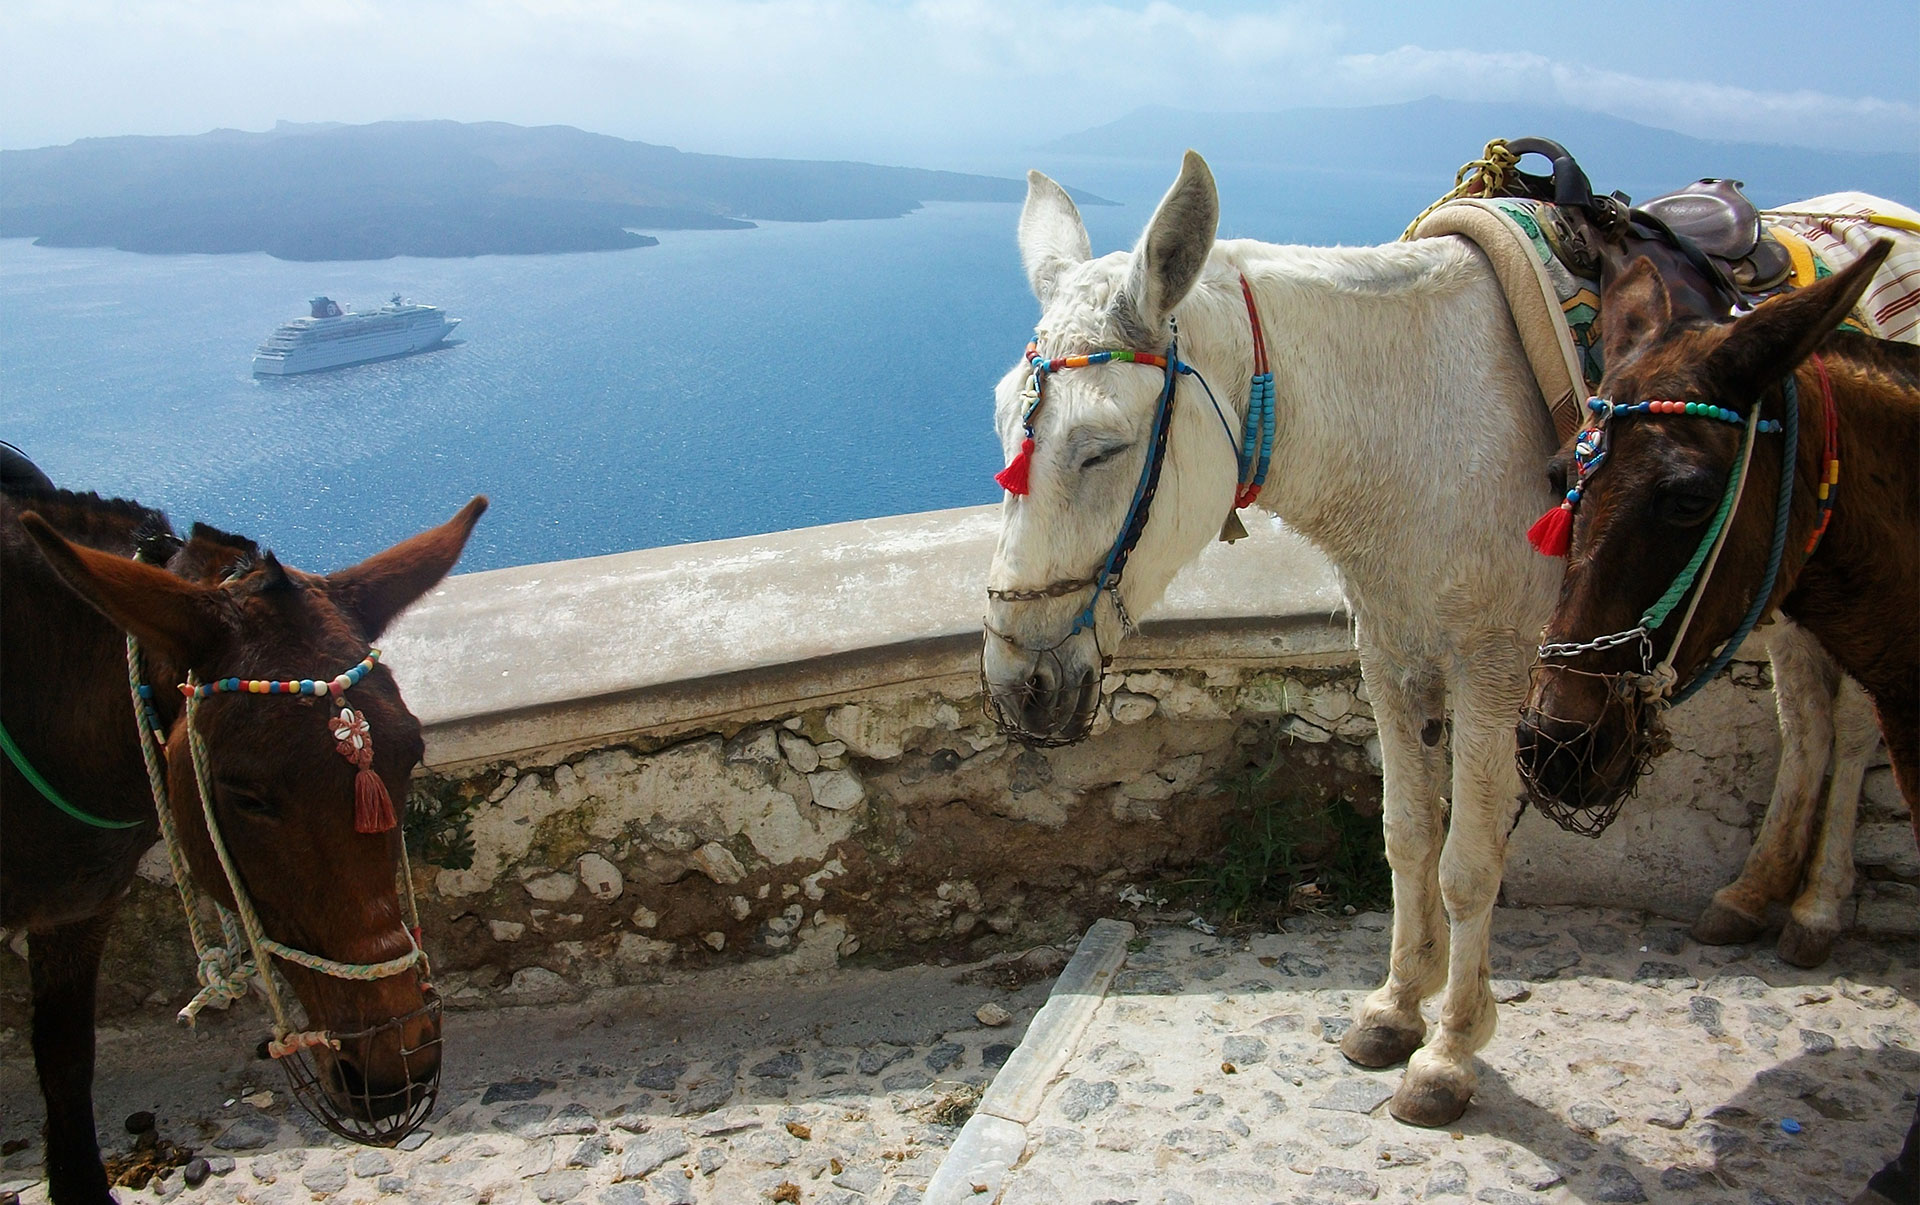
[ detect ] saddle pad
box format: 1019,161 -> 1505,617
1763,192 -> 1920,342
1413,192 -> 1920,442
1410,198 -> 1594,441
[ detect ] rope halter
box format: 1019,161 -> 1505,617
131,640 -> 438,1145
1531,366 -> 1822,708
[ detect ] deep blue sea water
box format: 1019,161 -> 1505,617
0,159 -> 1422,573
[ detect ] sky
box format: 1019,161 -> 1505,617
3,0 -> 1915,164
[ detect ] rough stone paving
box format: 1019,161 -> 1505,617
997,905 -> 1919,1205
3,907 -> 1917,1204
1,957 -> 1056,1205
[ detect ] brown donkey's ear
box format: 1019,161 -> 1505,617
324,496 -> 488,639
19,513 -> 227,665
1705,238 -> 1894,396
1600,255 -> 1674,371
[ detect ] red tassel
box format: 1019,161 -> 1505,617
1527,504 -> 1574,557
994,437 -> 1035,496
354,767 -> 397,833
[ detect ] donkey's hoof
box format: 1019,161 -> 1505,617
1777,920 -> 1838,969
1691,900 -> 1766,946
1341,1022 -> 1423,1069
1389,1070 -> 1474,1128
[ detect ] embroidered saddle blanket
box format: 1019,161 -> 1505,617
1412,191 -> 1920,441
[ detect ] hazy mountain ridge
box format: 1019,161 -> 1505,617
1049,99 -> 1920,209
0,120 -> 1095,261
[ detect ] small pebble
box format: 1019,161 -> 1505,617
183,1158 -> 211,1188
975,1002 -> 1012,1027
125,1111 -> 156,1135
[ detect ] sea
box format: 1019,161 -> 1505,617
0,159 -> 1495,574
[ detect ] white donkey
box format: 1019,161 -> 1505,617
981,151 -> 1869,1125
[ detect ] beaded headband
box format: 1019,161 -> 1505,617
182,649 -> 381,699
1527,397 -> 1782,557
179,650 -> 395,834
994,344 -> 1171,496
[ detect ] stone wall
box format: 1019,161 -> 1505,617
3,507 -> 1907,1027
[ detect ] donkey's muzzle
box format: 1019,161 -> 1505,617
280,993 -> 442,1145
982,638 -> 1101,748
1516,666 -> 1666,837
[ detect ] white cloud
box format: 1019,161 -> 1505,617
0,0 -> 1911,157
1334,46 -> 1918,152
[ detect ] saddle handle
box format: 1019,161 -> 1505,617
1505,137 -> 1600,214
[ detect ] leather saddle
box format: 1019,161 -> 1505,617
1498,138 -> 1794,320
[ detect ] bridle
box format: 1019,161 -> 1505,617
985,276 -> 1276,642
1532,369 -> 1824,704
1521,362 -> 1833,835
983,275 -> 1276,740
129,638 -> 439,1145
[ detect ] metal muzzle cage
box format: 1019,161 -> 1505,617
1517,663 -> 1673,836
272,990 -> 443,1146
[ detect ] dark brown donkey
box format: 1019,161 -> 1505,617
2,485 -> 486,1205
1516,244 -> 1919,1204
1515,240 -> 1915,827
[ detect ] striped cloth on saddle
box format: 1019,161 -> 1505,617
1412,192 -> 1920,441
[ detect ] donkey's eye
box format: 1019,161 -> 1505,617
1653,481 -> 1720,526
1081,443 -> 1130,470
220,785 -> 278,818
1545,453 -> 1570,497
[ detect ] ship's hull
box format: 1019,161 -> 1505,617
253,316 -> 459,376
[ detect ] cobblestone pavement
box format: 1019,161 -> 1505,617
992,905 -> 1920,1204
2,955 -> 1060,1205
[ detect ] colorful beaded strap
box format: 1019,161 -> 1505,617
181,649 -> 381,699
1805,353 -> 1839,556
1527,396 -> 1783,558
1236,275 -> 1275,509
994,275 -> 1276,510
180,650 -> 396,835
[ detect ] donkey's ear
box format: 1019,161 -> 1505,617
18,512 -> 226,665
325,496 -> 487,639
1019,170 -> 1092,305
1705,239 -> 1893,394
1116,150 -> 1218,344
1600,256 -> 1673,369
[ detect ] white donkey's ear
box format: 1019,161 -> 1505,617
1116,150 -> 1218,343
1019,170 -> 1091,305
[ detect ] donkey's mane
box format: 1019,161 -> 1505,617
1824,327 -> 1920,392
0,486 -> 173,554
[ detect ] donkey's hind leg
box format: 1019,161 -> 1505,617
1340,645 -> 1449,1071
1389,633 -> 1528,1128
1694,622 -> 1839,946
30,912 -> 119,1205
1780,674 -> 1875,967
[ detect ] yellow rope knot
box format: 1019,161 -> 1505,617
1400,139 -> 1522,242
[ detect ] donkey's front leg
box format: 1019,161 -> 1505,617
1341,649 -> 1449,1070
30,913 -> 119,1205
1391,647 -> 1526,1127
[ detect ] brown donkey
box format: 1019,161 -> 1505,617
1515,245 -> 1918,1204
1515,240 -> 1915,831
2,485 -> 485,1205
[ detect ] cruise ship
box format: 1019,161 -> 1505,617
252,296 -> 460,375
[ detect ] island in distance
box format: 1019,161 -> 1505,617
0,120 -> 1112,261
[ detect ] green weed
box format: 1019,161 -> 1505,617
1173,737 -> 1391,927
